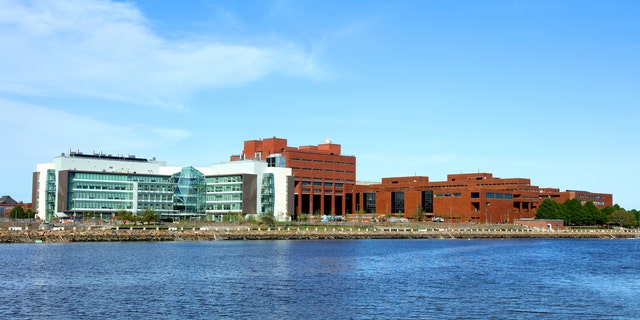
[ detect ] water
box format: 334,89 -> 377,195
1,239 -> 638,319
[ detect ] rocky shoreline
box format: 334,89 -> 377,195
1,227 -> 638,243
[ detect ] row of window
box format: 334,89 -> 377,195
206,176 -> 242,184
74,172 -> 171,183
290,158 -> 354,165
470,192 -> 513,199
71,181 -> 133,191
577,194 -> 605,200
207,203 -> 242,211
207,194 -> 242,202
301,181 -> 345,187
72,192 -> 134,200
435,193 -> 462,197
292,167 -> 355,174
486,192 -> 513,200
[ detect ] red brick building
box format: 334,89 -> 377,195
231,137 -> 356,217
354,173 -> 541,224
538,188 -> 612,209
232,137 -> 613,222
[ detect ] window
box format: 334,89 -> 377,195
422,190 -> 433,213
391,192 -> 404,213
364,193 -> 376,213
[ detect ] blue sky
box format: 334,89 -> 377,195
1,0 -> 639,209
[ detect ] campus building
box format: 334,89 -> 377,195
539,188 -> 612,209
231,137 -> 356,218
352,173 -> 613,224
32,151 -> 293,222
230,137 -> 613,222
353,173 -> 542,224
31,139 -> 614,224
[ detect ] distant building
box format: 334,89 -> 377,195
1,195 -> 17,218
0,195 -> 32,219
32,151 -> 293,222
0,195 -> 18,205
538,188 -> 612,209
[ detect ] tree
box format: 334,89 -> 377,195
562,199 -> 585,225
8,206 -> 34,219
582,202 -> 602,226
535,199 -> 561,219
117,210 -> 136,223
9,206 -> 25,219
608,209 -> 638,227
141,209 -> 158,223
630,209 -> 640,225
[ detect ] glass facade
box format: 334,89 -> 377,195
205,175 -> 243,214
261,173 -> 274,215
266,154 -> 286,168
171,167 -> 206,215
42,160 -> 272,221
45,169 -> 56,221
66,172 -> 176,215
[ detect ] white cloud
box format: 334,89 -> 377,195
0,98 -> 190,157
0,0 -> 319,108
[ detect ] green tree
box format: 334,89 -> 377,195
562,199 -> 584,225
9,206 -> 34,219
630,209 -> 640,225
117,210 -> 136,223
582,202 -> 601,225
9,206 -> 25,219
141,209 -> 157,223
535,199 -> 561,219
608,209 -> 638,227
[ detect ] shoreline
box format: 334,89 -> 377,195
1,227 -> 638,243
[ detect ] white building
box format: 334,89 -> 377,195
32,151 -> 293,222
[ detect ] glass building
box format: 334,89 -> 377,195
33,151 -> 294,222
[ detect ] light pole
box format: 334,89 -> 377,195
485,202 -> 490,225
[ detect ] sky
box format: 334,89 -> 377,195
1,0 -> 639,209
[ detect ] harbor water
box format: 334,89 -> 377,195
1,239 -> 638,319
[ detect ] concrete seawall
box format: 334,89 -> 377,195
1,228 -> 638,243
